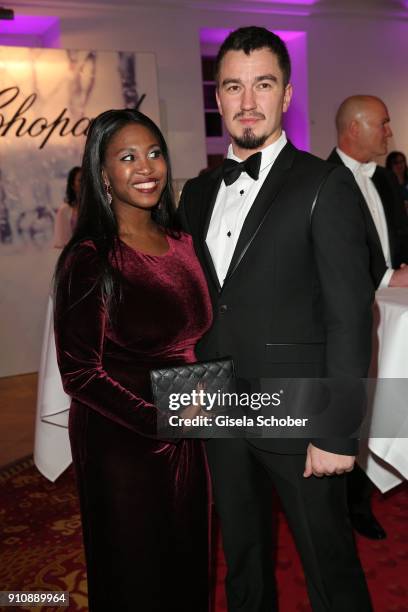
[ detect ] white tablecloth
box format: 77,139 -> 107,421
33,296 -> 72,481
359,288 -> 408,492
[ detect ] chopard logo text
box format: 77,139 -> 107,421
0,87 -> 146,149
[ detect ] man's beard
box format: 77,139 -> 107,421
232,128 -> 268,150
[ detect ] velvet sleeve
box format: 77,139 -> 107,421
54,243 -> 159,437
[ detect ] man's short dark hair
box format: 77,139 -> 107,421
215,26 -> 291,87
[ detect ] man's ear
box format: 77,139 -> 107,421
283,83 -> 293,113
215,87 -> 223,117
349,119 -> 360,139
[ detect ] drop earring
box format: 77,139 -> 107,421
105,183 -> 112,205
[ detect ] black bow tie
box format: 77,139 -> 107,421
222,152 -> 262,186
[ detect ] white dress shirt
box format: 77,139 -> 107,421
206,131 -> 287,285
336,148 -> 393,288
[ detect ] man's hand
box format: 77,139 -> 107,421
389,263 -> 408,287
303,443 -> 355,478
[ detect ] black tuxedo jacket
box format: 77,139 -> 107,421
179,142 -> 375,455
327,148 -> 408,288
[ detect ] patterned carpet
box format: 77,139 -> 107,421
0,457 -> 407,612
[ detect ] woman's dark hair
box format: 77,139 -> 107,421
54,108 -> 179,315
65,166 -> 82,207
386,151 -> 408,182
215,26 -> 291,87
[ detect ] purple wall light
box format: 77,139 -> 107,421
0,15 -> 60,48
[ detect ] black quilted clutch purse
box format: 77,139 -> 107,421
150,357 -> 235,413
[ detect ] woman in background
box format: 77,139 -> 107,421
53,166 -> 82,247
386,151 -> 408,212
53,109 -> 211,612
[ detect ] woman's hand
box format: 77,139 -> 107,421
180,383 -> 207,433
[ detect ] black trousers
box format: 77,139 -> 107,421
206,438 -> 373,612
347,463 -> 375,515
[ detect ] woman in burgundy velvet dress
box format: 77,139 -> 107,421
53,109 -> 212,612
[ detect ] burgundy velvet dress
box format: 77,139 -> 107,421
54,232 -> 213,612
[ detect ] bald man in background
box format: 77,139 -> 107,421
328,95 -> 408,540
328,95 -> 408,288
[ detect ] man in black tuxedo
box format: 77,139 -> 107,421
328,95 -> 408,541
328,95 -> 408,290
179,27 -> 373,611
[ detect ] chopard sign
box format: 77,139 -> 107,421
0,87 -> 147,149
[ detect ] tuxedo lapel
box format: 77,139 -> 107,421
328,148 -> 384,252
199,168 -> 223,292
223,142 -> 296,285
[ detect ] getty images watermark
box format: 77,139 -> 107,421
157,377 -> 408,440
166,389 -> 309,431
